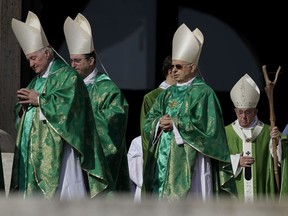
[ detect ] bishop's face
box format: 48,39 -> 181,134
70,54 -> 94,79
171,60 -> 197,84
234,108 -> 258,127
26,48 -> 51,76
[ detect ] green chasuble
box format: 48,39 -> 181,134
142,77 -> 237,200
225,121 -> 288,201
140,87 -> 165,169
87,71 -> 130,193
11,58 -> 109,199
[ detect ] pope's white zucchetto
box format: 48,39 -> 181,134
11,11 -> 49,55
172,23 -> 204,64
230,73 -> 260,108
64,13 -> 94,55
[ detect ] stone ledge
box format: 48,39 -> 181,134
0,195 -> 287,216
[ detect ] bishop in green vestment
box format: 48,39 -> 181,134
226,73 -> 288,201
142,24 -> 237,201
64,13 -> 130,194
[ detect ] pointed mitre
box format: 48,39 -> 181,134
230,73 -> 260,108
11,11 -> 49,55
172,23 -> 204,64
63,13 -> 94,54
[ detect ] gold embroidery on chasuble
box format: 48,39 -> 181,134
184,101 -> 189,112
58,115 -> 67,125
169,100 -> 177,109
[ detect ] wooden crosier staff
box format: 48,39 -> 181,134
262,65 -> 281,194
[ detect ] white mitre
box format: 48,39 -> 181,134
11,11 -> 49,55
64,13 -> 94,54
230,73 -> 260,108
172,23 -> 204,64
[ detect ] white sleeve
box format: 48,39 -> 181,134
269,138 -> 282,165
172,123 -> 184,145
127,136 -> 143,187
230,154 -> 242,177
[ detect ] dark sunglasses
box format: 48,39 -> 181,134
171,63 -> 191,70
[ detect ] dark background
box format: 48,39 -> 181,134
20,1 -> 288,145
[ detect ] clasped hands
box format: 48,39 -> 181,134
159,114 -> 173,132
17,88 -> 39,107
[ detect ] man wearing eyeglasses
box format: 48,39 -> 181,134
225,73 -> 288,201
64,13 -> 130,195
142,23 -> 237,201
